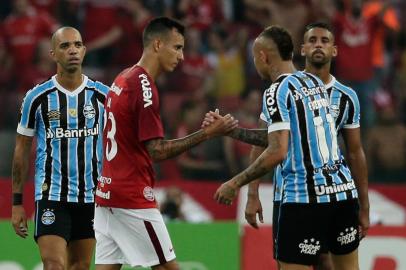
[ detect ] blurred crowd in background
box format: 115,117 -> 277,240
0,0 -> 405,184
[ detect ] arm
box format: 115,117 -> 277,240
343,128 -> 370,238
145,114 -> 237,162
214,129 -> 289,204
227,127 -> 268,147
245,120 -> 267,228
11,134 -> 33,238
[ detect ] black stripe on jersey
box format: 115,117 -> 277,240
90,91 -> 100,187
336,93 -> 347,130
289,79 -> 317,203
346,96 -> 355,125
40,89 -> 56,199
57,91 -> 69,200
338,160 -> 356,199
77,90 -> 86,202
27,99 -> 42,129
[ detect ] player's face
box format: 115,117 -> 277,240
51,29 -> 86,73
158,29 -> 184,72
301,28 -> 337,67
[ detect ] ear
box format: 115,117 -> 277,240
332,45 -> 338,58
49,49 -> 55,60
153,39 -> 161,52
260,50 -> 267,64
83,45 -> 87,56
301,44 -> 305,56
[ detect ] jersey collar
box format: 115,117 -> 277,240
52,74 -> 88,96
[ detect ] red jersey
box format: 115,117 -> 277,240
3,8 -> 57,68
96,66 -> 164,209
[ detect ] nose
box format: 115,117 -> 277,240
178,51 -> 184,61
68,45 -> 78,54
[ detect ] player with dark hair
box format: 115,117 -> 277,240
243,22 -> 370,270
11,27 -> 109,270
210,25 -> 361,270
94,17 -> 237,270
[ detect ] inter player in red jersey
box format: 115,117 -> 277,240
94,17 -> 237,270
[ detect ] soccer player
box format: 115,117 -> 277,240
213,25 -> 361,270
94,17 -> 237,270
11,27 -> 109,270
244,22 -> 370,270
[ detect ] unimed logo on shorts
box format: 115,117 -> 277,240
298,238 -> 321,255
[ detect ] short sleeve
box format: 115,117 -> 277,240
343,91 -> 361,129
261,80 -> 291,133
17,91 -> 40,136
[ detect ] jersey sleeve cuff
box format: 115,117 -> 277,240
17,125 -> 35,136
268,122 -> 290,133
343,123 -> 360,129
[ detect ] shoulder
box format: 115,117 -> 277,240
85,76 -> 110,96
23,77 -> 55,104
333,79 -> 359,101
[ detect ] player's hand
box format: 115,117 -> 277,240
11,205 -> 28,238
214,179 -> 239,205
202,111 -> 238,137
245,194 -> 264,229
358,206 -> 370,240
201,108 -> 219,128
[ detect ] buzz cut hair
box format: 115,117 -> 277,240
304,22 -> 334,37
259,25 -> 293,61
142,17 -> 185,47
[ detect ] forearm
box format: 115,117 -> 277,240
347,149 -> 370,209
12,136 -> 32,194
228,128 -> 268,147
247,146 -> 266,196
146,129 -> 209,161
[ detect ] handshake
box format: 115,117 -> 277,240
200,109 -> 239,138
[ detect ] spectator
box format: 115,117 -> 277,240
223,88 -> 262,175
366,91 -> 406,182
175,100 -> 229,180
161,186 -> 186,221
2,0 -> 58,74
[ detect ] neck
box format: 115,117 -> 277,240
137,51 -> 162,81
55,68 -> 83,91
269,61 -> 296,82
304,63 -> 331,84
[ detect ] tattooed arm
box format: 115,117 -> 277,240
11,134 -> 33,238
227,128 -> 268,147
214,129 -> 289,204
145,114 -> 237,162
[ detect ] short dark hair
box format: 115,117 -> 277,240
143,17 -> 185,47
304,22 -> 333,36
259,26 -> 293,61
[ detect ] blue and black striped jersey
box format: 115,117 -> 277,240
261,71 -> 357,204
17,75 -> 109,203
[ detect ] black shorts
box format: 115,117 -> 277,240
275,199 -> 359,265
34,200 -> 95,242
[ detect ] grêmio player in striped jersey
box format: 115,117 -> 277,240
245,22 -> 370,270
210,25 -> 365,270
11,27 -> 109,270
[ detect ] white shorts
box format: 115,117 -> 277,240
94,206 -> 176,267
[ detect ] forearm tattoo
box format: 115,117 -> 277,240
146,130 -> 208,161
235,131 -> 282,187
229,128 -> 268,147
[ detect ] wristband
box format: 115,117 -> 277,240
12,193 -> 23,205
